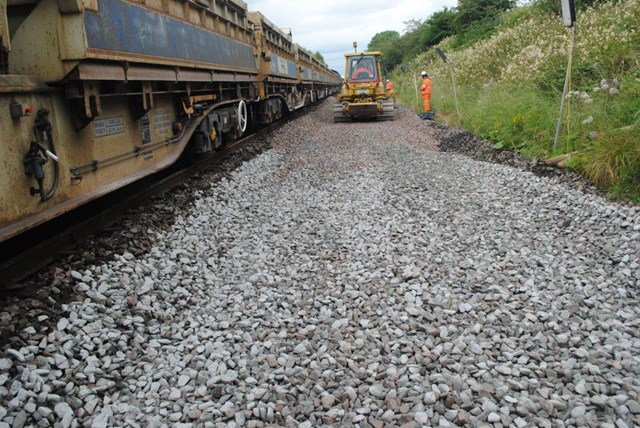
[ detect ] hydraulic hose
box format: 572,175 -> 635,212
34,108 -> 59,202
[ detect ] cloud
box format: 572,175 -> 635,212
246,0 -> 457,72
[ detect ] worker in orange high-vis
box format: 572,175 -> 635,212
420,71 -> 432,112
385,79 -> 395,91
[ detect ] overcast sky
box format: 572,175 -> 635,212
246,0 -> 458,74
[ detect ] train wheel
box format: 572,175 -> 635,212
237,100 -> 248,135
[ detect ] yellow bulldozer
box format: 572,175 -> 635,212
333,49 -> 395,122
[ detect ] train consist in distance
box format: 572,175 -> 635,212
0,0 -> 341,244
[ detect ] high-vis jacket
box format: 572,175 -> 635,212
420,76 -> 432,112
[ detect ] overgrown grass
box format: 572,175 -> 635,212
436,84 -> 559,157
392,0 -> 640,202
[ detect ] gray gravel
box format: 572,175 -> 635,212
1,99 -> 639,427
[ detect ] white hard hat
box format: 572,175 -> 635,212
421,71 -> 428,76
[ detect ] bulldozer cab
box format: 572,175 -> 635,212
333,50 -> 395,122
347,55 -> 378,82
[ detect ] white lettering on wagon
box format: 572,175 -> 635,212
151,109 -> 172,138
94,116 -> 124,138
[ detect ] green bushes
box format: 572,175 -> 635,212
450,19 -> 500,50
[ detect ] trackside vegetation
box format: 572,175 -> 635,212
383,0 -> 640,202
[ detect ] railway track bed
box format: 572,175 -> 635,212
1,99 -> 639,427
